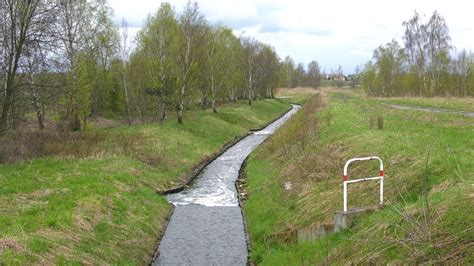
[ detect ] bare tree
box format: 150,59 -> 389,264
403,11 -> 427,95
403,11 -> 451,96
425,11 -> 451,95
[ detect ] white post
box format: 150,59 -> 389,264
380,178 -> 384,205
343,181 -> 347,212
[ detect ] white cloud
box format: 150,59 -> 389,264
110,0 -> 474,73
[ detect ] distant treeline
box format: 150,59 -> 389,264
0,0 -> 322,134
361,11 -> 474,97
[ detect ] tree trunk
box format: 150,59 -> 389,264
0,75 -> 15,135
122,68 -> 132,126
29,75 -> 44,130
212,99 -> 217,113
177,101 -> 184,124
159,102 -> 167,124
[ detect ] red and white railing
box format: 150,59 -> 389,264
343,156 -> 384,212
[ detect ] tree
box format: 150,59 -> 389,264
307,60 -> 322,88
403,11 -> 451,96
361,61 -> 377,96
282,56 -> 295,88
137,2 -> 180,123
119,19 -> 131,125
0,0 -> 43,134
294,63 -> 305,87
90,3 -> 119,117
426,11 -> 451,95
372,40 -> 406,96
175,1 -> 205,123
226,40 -> 245,102
54,0 -> 111,130
403,11 -> 427,95
257,45 -> 280,98
241,37 -> 263,105
454,49 -> 471,96
204,26 -> 237,112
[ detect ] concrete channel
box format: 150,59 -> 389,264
152,105 -> 301,265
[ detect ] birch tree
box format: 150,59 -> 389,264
0,0 -> 43,134
241,37 -> 263,105
175,1 -> 204,123
119,19 -> 131,125
138,2 -> 179,123
54,0 -> 114,130
204,26 -> 236,112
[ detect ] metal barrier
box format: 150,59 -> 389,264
343,156 -> 384,212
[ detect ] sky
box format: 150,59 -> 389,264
109,0 -> 474,74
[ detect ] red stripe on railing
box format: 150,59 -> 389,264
380,170 -> 384,176
343,175 -> 348,181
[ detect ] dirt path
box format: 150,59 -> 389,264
385,103 -> 474,118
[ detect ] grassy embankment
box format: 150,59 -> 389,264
243,89 -> 473,264
0,99 -> 291,264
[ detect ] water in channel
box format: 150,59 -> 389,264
153,104 -> 300,266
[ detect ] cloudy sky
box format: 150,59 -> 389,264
109,0 -> 474,74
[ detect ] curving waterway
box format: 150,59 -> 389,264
153,104 -> 300,265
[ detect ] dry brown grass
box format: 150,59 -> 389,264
275,87 -> 319,96
0,238 -> 24,254
0,129 -> 142,164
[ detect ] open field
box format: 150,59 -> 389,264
0,99 -> 290,264
242,90 -> 474,264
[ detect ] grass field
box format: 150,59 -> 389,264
0,99 -> 291,264
242,90 -> 474,264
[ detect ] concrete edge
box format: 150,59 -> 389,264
149,203 -> 175,264
236,157 -> 253,266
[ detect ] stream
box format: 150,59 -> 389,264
153,104 -> 300,265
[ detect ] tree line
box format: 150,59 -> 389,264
361,11 -> 474,97
0,0 -> 323,135
280,56 -> 322,89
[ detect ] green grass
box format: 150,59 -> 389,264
0,99 -> 292,264
243,92 -> 474,264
